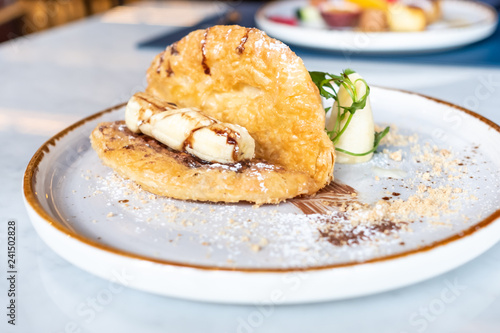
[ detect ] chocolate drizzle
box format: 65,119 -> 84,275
129,94 -> 244,163
182,125 -> 208,151
132,94 -> 179,130
181,122 -> 241,162
102,121 -> 273,172
135,95 -> 164,111
201,29 -> 211,75
212,126 -> 241,161
134,94 -> 173,116
134,94 -> 178,113
236,29 -> 250,54
291,181 -> 358,215
290,180 -> 407,247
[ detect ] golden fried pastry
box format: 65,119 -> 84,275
146,25 -> 335,190
91,25 -> 335,204
91,121 -> 317,204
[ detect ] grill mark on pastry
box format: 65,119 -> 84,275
156,51 -> 165,74
201,29 -> 211,75
236,29 -> 250,54
170,42 -> 179,55
166,60 -> 174,77
101,121 -> 283,172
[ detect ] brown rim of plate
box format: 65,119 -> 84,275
23,88 -> 500,273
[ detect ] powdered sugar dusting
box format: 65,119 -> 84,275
54,115 -> 500,269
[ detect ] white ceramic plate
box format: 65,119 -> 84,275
255,0 -> 498,53
24,87 -> 500,304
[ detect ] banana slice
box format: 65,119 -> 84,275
125,92 -> 255,164
326,72 -> 374,164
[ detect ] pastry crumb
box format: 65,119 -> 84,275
389,150 -> 402,162
250,244 -> 261,252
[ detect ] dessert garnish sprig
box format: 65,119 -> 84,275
309,69 -> 390,156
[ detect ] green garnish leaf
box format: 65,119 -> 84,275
309,71 -> 336,100
309,69 -> 389,157
374,126 -> 391,150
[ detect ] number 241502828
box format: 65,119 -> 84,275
7,221 -> 16,268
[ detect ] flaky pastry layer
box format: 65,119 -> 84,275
146,25 -> 335,193
91,121 -> 318,204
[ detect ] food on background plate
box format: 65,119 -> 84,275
385,3 -> 427,32
318,2 -> 362,28
296,5 -> 327,28
353,0 -> 441,31
358,9 -> 388,32
275,0 -> 442,32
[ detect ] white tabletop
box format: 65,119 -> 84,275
1,7 -> 500,333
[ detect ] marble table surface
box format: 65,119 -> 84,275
1,8 -> 500,333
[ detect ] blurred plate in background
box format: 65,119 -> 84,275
256,0 -> 498,53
